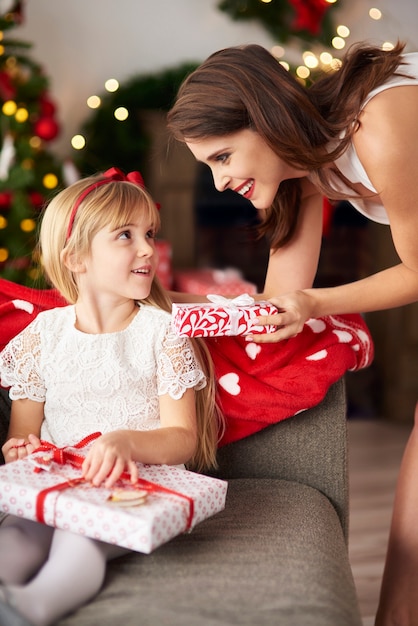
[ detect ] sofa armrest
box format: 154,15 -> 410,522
214,378 -> 349,539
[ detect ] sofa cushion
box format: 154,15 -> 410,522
58,478 -> 362,626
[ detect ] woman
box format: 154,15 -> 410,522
167,40 -> 418,626
167,40 -> 418,341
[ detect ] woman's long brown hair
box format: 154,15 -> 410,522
167,41 -> 406,249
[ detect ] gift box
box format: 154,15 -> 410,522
172,294 -> 279,338
0,437 -> 227,554
174,268 -> 256,297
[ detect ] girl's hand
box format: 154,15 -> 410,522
248,291 -> 314,343
82,431 -> 139,489
2,432 -> 42,463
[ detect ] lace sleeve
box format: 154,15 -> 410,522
157,330 -> 206,400
0,323 -> 45,402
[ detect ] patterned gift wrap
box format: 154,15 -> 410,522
0,439 -> 227,554
172,294 -> 279,338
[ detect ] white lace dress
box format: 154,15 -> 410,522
0,304 -> 206,447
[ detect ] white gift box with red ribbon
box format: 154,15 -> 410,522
172,294 -> 279,337
0,436 -> 227,554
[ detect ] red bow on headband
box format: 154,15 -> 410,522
65,167 -> 147,241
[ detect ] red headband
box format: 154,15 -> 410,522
65,167 -> 146,242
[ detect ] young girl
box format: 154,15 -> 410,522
0,168 -> 221,626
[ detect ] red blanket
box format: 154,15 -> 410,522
0,278 -> 373,446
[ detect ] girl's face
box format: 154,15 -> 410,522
81,207 -> 158,303
186,129 -> 307,210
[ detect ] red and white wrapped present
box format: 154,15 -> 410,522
0,435 -> 227,554
174,268 -> 256,297
172,293 -> 278,338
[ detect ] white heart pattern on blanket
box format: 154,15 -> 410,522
305,318 -> 326,333
332,329 -> 353,343
306,349 -> 328,361
12,299 -> 34,314
245,342 -> 261,360
219,372 -> 241,396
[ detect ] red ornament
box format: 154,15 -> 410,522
0,72 -> 16,101
39,95 -> 57,117
0,191 -> 12,209
33,116 -> 60,141
288,0 -> 330,35
29,191 -> 45,208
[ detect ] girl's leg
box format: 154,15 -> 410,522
0,516 -> 54,584
6,529 -> 128,626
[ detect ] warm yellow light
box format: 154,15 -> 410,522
21,158 -> 34,170
296,66 -> 310,79
43,173 -> 59,189
303,52 -> 319,69
0,45 -> 4,56
15,107 -> 29,123
71,134 -> 86,150
332,36 -> 346,50
87,95 -> 101,109
0,216 -> 7,229
2,100 -> 17,116
114,107 -> 129,121
5,56 -> 16,70
20,218 -> 36,233
29,136 -> 42,149
279,61 -> 290,71
259,0 -> 272,3
330,58 -> 343,70
382,41 -> 395,51
336,25 -> 350,38
271,45 -> 285,58
369,8 -> 382,20
105,78 -> 119,93
325,0 -> 337,3
320,52 -> 333,65
0,248 -> 8,262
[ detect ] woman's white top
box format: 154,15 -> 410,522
329,52 -> 418,224
0,304 -> 206,447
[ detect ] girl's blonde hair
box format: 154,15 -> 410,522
40,173 -> 223,472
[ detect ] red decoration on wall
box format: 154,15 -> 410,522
0,71 -> 16,100
33,116 -> 60,141
288,0 -> 330,35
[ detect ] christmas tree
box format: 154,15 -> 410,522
0,0 -> 64,286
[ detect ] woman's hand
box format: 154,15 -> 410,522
2,432 -> 42,463
248,290 -> 314,343
82,431 -> 139,489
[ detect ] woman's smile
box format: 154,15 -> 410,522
186,129 -> 306,211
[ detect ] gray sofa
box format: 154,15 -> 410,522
0,380 -> 362,625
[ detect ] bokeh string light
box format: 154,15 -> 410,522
69,2 -> 399,156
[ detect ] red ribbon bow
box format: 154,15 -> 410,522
65,167 -> 146,241
33,433 -> 195,531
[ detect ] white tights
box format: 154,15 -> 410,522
0,515 -> 129,626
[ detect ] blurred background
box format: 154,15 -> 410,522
1,0 -> 418,421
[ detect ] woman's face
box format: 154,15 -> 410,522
186,129 -> 307,210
